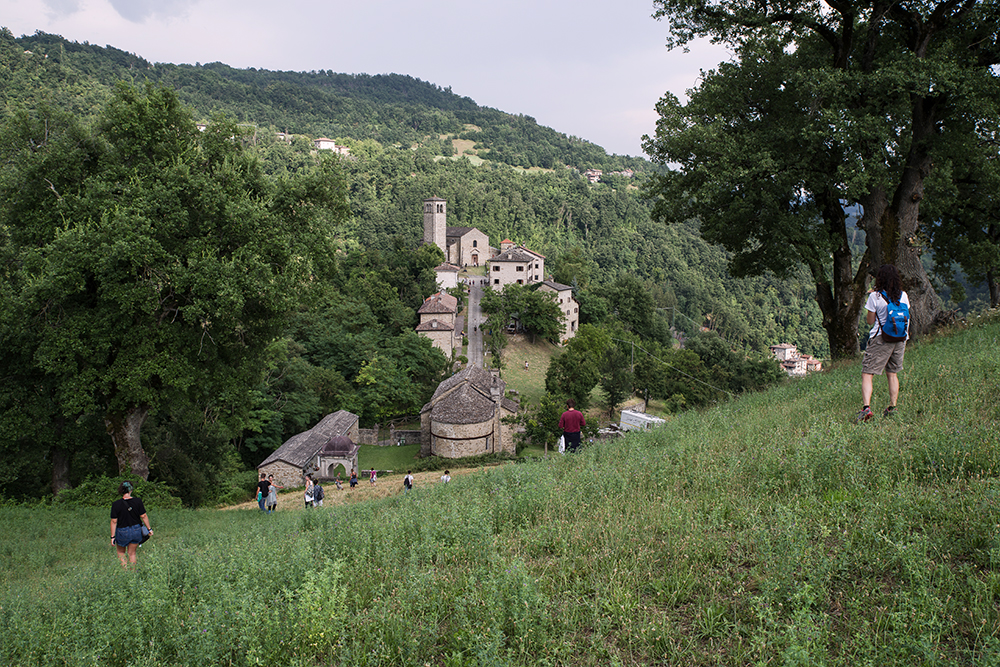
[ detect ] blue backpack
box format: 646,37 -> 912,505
878,291 -> 909,342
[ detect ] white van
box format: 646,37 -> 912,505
619,409 -> 667,432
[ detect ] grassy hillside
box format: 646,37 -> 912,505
2,316 -> 998,665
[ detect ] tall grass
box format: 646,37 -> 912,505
2,316 -> 999,665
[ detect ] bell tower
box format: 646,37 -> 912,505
423,197 -> 447,257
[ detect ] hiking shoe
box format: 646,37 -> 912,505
882,406 -> 896,418
855,406 -> 873,423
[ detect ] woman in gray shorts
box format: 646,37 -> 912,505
857,264 -> 909,422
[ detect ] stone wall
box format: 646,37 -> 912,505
431,418 -> 494,458
394,430 -> 422,446
357,427 -> 378,445
258,460 -> 305,490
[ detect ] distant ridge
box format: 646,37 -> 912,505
2,29 -> 649,172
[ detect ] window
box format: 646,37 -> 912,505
516,266 -> 524,272
437,204 -> 444,213
494,278 -> 500,285
493,265 -> 500,272
472,240 -> 477,247
517,279 -> 523,285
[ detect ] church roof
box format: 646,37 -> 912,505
434,263 -> 460,273
258,410 -> 358,469
430,382 -> 499,424
428,365 -> 496,402
446,226 -> 480,237
421,366 -> 516,425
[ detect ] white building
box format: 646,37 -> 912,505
538,280 -> 579,344
487,243 -> 545,288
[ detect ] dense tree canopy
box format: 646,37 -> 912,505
0,83 -> 349,483
644,0 -> 1000,358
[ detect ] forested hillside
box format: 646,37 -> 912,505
1,28 -> 831,505
2,30 -> 644,172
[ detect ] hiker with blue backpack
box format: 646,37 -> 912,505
857,264 -> 910,422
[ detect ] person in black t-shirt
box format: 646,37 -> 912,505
256,472 -> 270,512
110,481 -> 152,568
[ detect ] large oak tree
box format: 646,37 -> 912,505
643,0 -> 1000,358
0,83 -> 349,480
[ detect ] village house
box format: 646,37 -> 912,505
488,241 -> 545,288
769,343 -> 822,376
433,262 -> 461,290
420,366 -> 518,459
416,291 -> 459,357
538,280 -> 579,344
257,410 -> 361,487
584,168 -> 603,184
313,137 -> 351,155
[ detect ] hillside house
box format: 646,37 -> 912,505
420,366 -> 518,458
416,292 -> 459,356
584,168 -> 603,184
433,262 -> 461,290
488,243 -> 545,288
769,343 -> 822,376
313,137 -> 350,155
538,280 -> 579,344
257,410 -> 360,487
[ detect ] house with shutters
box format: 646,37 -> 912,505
487,240 -> 545,288
538,280 -> 579,344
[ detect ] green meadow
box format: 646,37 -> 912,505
2,315 -> 999,666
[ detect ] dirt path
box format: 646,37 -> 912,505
224,467 -> 487,512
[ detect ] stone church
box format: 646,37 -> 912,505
420,366 -> 518,459
423,197 -> 492,268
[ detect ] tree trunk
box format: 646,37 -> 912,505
860,98 -> 942,334
51,446 -> 71,496
812,196 -> 872,359
105,405 -> 150,480
989,269 -> 999,309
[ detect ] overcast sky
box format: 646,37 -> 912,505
3,0 -> 730,157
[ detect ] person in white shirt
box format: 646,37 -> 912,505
857,264 -> 909,422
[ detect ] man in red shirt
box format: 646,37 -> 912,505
558,399 -> 586,453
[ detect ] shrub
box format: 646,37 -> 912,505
53,475 -> 183,509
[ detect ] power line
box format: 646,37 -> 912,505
610,337 -> 734,399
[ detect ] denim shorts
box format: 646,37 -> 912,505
115,524 -> 143,546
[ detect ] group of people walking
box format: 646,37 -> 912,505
253,466 -> 390,512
